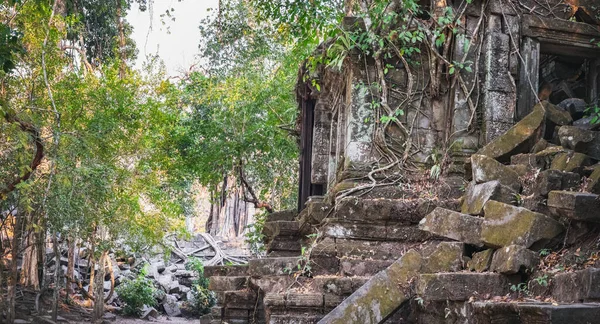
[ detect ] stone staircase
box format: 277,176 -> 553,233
202,195 -> 460,323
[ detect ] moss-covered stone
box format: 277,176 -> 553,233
587,164 -> 600,193
461,180 -> 516,216
481,200 -> 564,248
478,102 -> 546,162
467,249 -> 494,272
550,151 -> 591,173
558,126 -> 600,160
490,245 -> 539,275
421,242 -> 464,273
419,207 -> 484,246
416,273 -> 509,301
471,154 -> 521,192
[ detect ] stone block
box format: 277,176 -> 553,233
286,292 -> 324,308
587,164 -> 600,193
312,277 -> 355,296
416,273 -> 509,301
317,250 -> 422,324
263,221 -> 300,239
490,245 -> 539,275
473,302 -> 600,324
208,276 -> 248,292
204,265 -> 248,278
420,242 -> 464,273
548,191 -> 600,222
482,200 -> 564,248
483,33 -> 511,92
558,98 -> 587,120
471,154 -> 521,192
467,249 -> 494,272
461,180 -> 516,215
334,197 -> 456,224
340,259 -> 394,277
419,207 -> 483,246
249,276 -> 293,294
224,290 -> 258,309
248,257 -> 299,277
477,102 -> 546,163
511,153 -> 545,169
550,151 -> 591,173
559,126 -> 600,160
553,268 -> 600,302
266,209 -> 297,222
534,169 -> 581,196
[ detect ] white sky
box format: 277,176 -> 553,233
127,0 -> 219,76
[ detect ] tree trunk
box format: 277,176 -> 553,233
66,238 -> 75,300
7,214 -> 22,324
52,232 -> 60,322
20,225 -> 40,290
92,251 -> 107,322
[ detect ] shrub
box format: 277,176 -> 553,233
116,264 -> 157,316
183,257 -> 216,315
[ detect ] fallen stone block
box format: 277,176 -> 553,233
471,154 -> 521,192
586,164 -> 600,193
534,169 -> 581,196
511,153 -> 545,170
317,250 -> 422,324
558,98 -> 587,120
490,245 -> 539,274
547,191 -> 600,222
477,102 -> 546,163
574,116 -> 600,131
416,273 -> 509,301
418,207 -> 484,246
467,249 -> 494,272
163,295 -> 182,317
559,126 -> 600,160
481,200 -> 564,248
550,151 -> 591,173
420,242 -> 464,273
461,180 -> 516,215
553,267 -> 600,302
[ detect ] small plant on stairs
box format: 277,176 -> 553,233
284,232 -> 322,286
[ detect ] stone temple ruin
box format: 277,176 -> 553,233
201,1 -> 600,323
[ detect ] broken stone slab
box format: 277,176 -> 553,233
490,245 -> 539,275
587,164 -> 600,193
317,250 -> 422,324
481,200 -> 564,248
550,151 -> 592,173
558,98 -> 587,120
559,126 -> 600,160
461,180 -> 516,215
140,306 -> 159,320
416,273 -> 509,301
544,101 -> 573,127
534,169 -> 581,196
163,294 -> 182,317
467,249 -> 494,272
420,242 -> 464,273
477,101 -> 546,163
547,191 -> 600,222
553,267 -> 600,302
418,207 -> 484,246
471,154 -> 521,192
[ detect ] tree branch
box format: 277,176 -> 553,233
238,161 -> 273,213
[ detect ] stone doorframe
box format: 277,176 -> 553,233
516,14 -> 600,120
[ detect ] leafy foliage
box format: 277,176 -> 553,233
116,264 -> 157,316
184,257 -> 216,315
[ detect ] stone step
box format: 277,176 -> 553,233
263,221 -> 302,238
266,237 -> 303,254
266,209 -> 298,222
333,197 -> 460,224
208,276 -> 248,292
204,264 -> 249,278
472,302 -> 600,324
321,219 -> 433,242
313,237 -> 421,261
